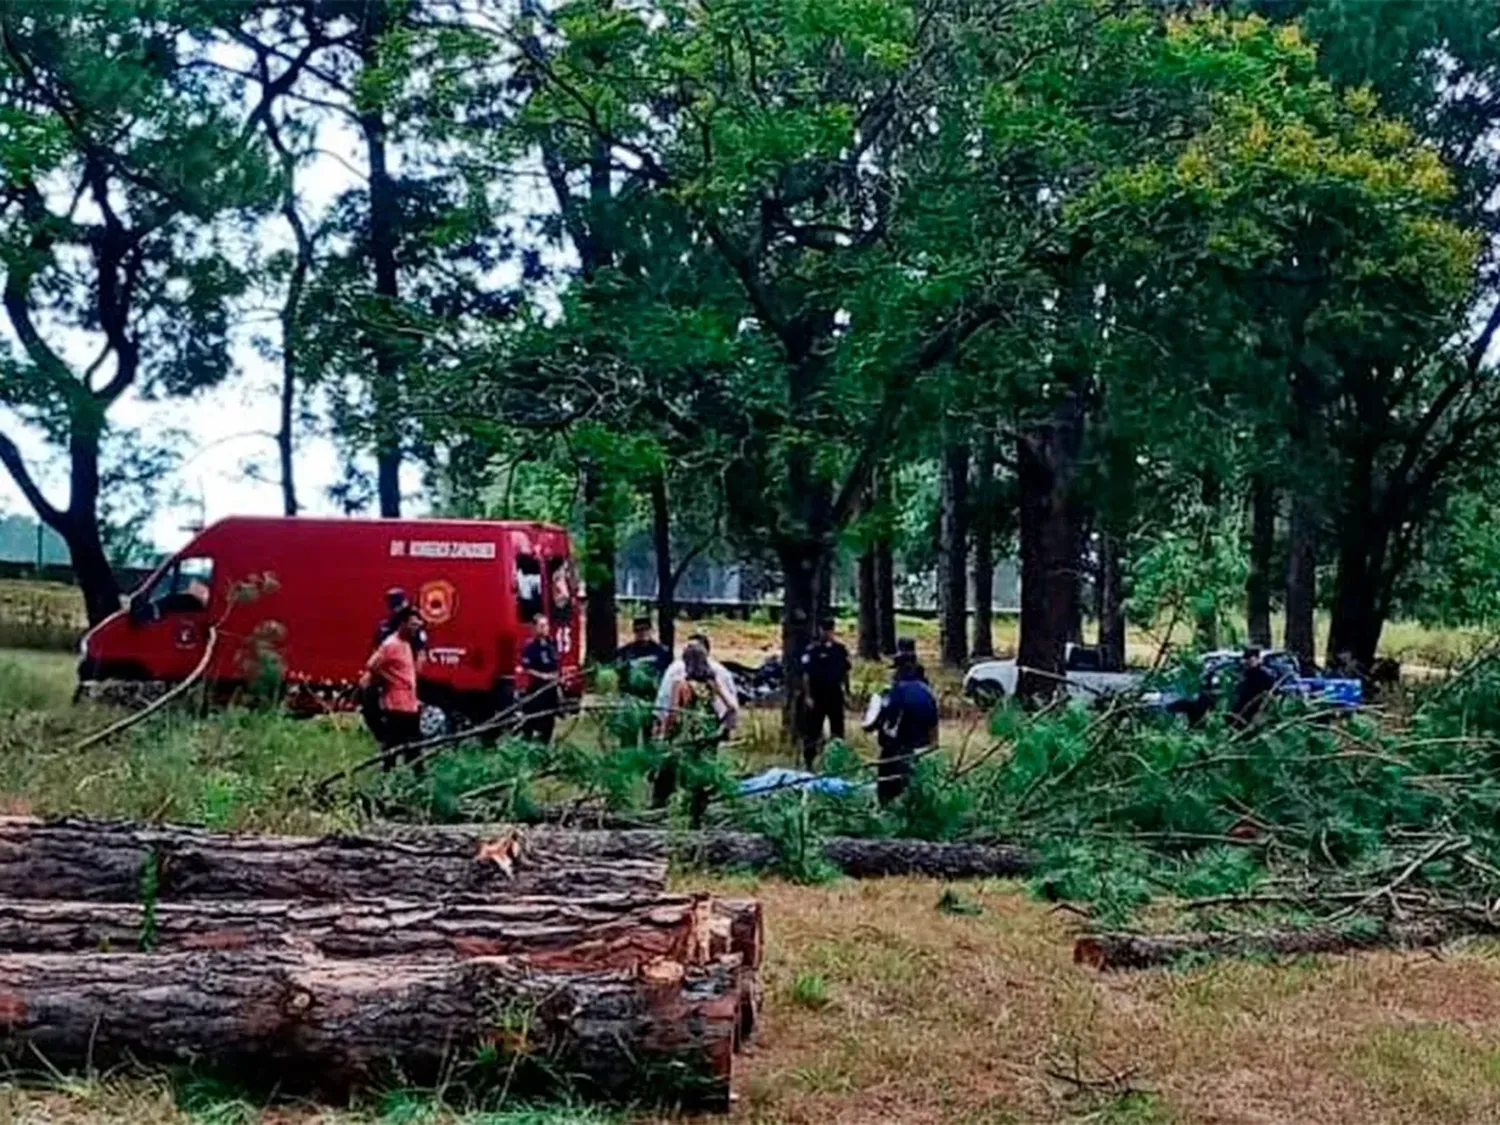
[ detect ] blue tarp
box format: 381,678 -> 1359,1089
736,767 -> 862,798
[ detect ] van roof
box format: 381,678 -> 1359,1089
203,515 -> 566,533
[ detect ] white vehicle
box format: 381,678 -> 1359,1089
962,643 -> 1143,704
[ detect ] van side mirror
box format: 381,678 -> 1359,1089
128,595 -> 154,625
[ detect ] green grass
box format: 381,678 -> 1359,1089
0,650 -> 372,832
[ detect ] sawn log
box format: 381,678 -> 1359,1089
0,949 -> 741,1108
0,893 -> 763,969
407,825 -> 1036,880
0,817 -> 665,902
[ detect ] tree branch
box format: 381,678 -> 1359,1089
0,428 -> 62,529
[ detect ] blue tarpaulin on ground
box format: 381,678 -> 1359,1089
736,767 -> 862,798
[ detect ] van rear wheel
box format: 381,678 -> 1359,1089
417,703 -> 451,740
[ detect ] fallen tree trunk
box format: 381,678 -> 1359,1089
405,826 -> 1035,881
0,818 -> 665,902
0,894 -> 763,969
0,949 -> 741,1108
1073,916 -> 1467,971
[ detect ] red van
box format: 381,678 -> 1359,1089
78,516 -> 583,731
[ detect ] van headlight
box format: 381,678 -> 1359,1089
78,635 -> 90,658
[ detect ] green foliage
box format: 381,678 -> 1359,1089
788,971 -> 832,1010
936,887 -> 983,917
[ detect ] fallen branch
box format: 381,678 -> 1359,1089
1074,914 -> 1472,971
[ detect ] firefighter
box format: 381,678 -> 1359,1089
799,616 -> 850,769
519,614 -> 562,743
362,606 -> 425,775
872,651 -> 939,806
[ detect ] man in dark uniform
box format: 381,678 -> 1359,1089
896,636 -> 928,683
1231,646 -> 1278,727
519,615 -> 561,742
799,616 -> 851,769
873,652 -> 939,806
617,616 -> 671,686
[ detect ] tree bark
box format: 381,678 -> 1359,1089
65,511 -> 122,625
0,818 -> 666,903
1326,455 -> 1388,670
0,949 -> 742,1108
0,894 -> 762,970
1096,530 -> 1125,672
857,547 -> 879,660
359,7 -> 402,518
429,827 -> 1036,881
1285,495 -> 1318,673
971,431 -> 996,659
874,468 -> 897,656
583,463 -> 620,663
938,439 -> 971,667
650,471 -> 676,653
1016,389 -> 1086,702
779,538 -> 831,734
1074,916 -> 1463,972
1194,471 -> 1222,650
276,186 -> 310,519
1246,476 -> 1274,649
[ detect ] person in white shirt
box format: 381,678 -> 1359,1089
654,632 -> 740,735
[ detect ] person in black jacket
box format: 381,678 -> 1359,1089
1230,646 -> 1278,727
873,654 -> 939,806
799,616 -> 851,769
617,616 -> 671,686
519,616 -> 561,742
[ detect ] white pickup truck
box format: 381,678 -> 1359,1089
962,643 -> 1143,704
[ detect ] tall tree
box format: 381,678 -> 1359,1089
0,0 -> 276,622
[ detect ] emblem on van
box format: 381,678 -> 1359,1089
419,579 -> 458,625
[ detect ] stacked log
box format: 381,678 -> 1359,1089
0,817 -> 762,1110
395,824 -> 1036,880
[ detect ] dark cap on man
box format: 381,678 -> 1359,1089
818,616 -> 836,632
897,637 -> 917,654
689,632 -> 711,652
386,587 -> 408,610
632,616 -> 653,632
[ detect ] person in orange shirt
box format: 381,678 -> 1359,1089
363,606 -> 425,774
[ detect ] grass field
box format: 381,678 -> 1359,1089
6,642 -> 1500,1122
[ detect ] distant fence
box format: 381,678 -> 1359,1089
0,565 -> 1019,624
0,560 -> 155,592
616,594 -> 1021,623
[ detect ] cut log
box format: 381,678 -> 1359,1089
0,817 -> 665,902
1073,916 -> 1465,971
406,826 -> 1035,881
0,893 -> 763,969
0,949 -> 740,1108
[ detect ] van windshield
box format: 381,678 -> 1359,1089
145,556 -> 214,615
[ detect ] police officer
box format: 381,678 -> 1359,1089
874,651 -> 939,806
799,616 -> 851,769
